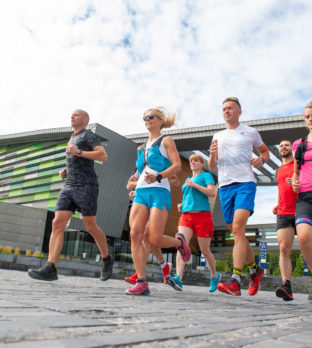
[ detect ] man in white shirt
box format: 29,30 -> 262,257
208,97 -> 269,296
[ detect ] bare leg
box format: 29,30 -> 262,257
175,226 -> 193,280
83,216 -> 109,258
148,207 -> 181,249
129,203 -> 149,279
297,224 -> 312,272
231,209 -> 253,269
277,227 -> 295,281
198,237 -> 217,278
48,211 -> 73,265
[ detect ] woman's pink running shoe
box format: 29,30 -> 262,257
125,280 -> 150,296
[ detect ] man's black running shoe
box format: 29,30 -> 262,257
28,262 -> 58,281
275,282 -> 294,301
101,255 -> 114,281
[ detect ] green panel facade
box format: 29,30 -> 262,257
0,139 -> 68,212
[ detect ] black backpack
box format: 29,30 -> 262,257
294,136 -> 307,170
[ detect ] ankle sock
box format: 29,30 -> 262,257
232,267 -> 242,283
283,280 -> 291,288
102,255 -> 111,261
248,261 -> 257,274
160,261 -> 167,268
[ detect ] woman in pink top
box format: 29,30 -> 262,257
292,101 -> 312,301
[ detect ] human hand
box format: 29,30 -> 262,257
186,179 -> 196,188
144,171 -> 157,184
251,157 -> 264,169
177,203 -> 182,212
59,168 -> 67,179
129,190 -> 135,201
272,205 -> 278,215
66,144 -> 78,155
210,139 -> 218,156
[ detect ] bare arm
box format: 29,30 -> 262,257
144,136 -> 181,183
251,143 -> 269,169
292,158 -> 300,193
126,175 -> 138,191
208,139 -> 218,172
66,144 -> 107,162
169,174 -> 180,187
186,181 -> 216,197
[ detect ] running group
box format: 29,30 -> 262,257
28,98 -> 312,302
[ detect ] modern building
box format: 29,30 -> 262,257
0,124 -> 138,260
0,115 -> 306,265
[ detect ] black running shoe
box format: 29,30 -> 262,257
275,282 -> 294,301
28,262 -> 58,281
101,255 -> 114,281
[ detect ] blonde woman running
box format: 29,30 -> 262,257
126,107 -> 191,295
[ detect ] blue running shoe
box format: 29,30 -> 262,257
166,274 -> 183,291
209,272 -> 221,292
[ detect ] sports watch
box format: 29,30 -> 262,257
156,174 -> 163,183
75,149 -> 82,157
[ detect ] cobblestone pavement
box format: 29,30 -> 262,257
0,269 -> 311,348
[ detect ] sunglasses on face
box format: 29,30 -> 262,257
143,114 -> 157,121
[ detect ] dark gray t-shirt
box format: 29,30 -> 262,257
65,129 -> 101,186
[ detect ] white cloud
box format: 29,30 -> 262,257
1,0 -> 312,136
1,0 -> 310,223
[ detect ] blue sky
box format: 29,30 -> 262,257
1,0 -> 311,223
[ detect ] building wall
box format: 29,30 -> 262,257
0,124 -> 138,241
0,202 -> 47,250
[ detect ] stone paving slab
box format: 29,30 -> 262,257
0,269 -> 311,347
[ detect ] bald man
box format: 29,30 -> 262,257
28,110 -> 114,281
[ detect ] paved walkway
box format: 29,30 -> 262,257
0,269 -> 311,348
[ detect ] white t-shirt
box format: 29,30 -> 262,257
136,136 -> 170,191
212,123 -> 263,187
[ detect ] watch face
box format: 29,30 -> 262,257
76,149 -> 81,154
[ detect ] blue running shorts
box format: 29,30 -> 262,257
133,187 -> 172,212
219,182 -> 256,225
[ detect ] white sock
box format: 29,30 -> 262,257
232,273 -> 241,283
160,261 -> 167,268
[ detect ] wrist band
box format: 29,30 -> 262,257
261,157 -> 265,164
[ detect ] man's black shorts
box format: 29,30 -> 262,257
295,191 -> 312,222
276,214 -> 296,231
55,184 -> 98,216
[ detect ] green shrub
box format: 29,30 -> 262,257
292,254 -> 304,277
224,253 -> 233,272
215,260 -> 225,272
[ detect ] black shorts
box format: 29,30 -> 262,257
295,191 -> 312,225
276,215 -> 296,231
55,184 -> 98,216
